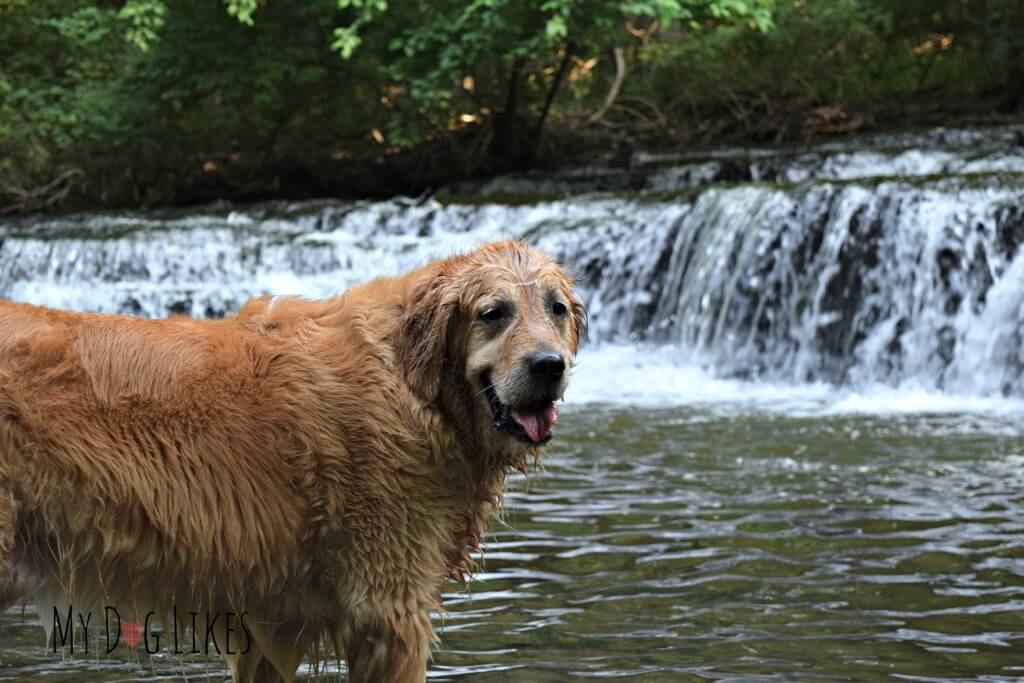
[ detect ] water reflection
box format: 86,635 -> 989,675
2,406 -> 1022,681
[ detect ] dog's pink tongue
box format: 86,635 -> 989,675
511,402 -> 559,443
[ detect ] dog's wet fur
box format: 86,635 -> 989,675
0,241 -> 584,682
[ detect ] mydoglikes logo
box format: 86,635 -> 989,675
51,605 -> 252,655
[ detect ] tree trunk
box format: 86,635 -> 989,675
488,58 -> 532,170
534,42 -> 575,140
1003,0 -> 1024,112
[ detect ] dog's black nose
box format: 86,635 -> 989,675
527,352 -> 565,381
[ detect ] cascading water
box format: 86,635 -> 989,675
552,181 -> 1024,395
1,126 -> 1023,399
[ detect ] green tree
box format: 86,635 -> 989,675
1,0 -> 1019,213
330,0 -> 774,165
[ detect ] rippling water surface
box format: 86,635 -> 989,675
3,400 -> 1023,681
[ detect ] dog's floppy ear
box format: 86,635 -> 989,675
569,291 -> 588,354
396,273 -> 459,403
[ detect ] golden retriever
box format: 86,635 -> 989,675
0,241 -> 585,682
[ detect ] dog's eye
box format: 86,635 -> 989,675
481,306 -> 506,324
552,301 -> 568,317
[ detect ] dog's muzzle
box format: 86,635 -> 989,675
483,365 -> 563,445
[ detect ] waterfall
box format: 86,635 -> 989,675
1,126 -> 1022,398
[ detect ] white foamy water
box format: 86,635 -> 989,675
1,125 -> 1023,414
567,343 -> 1024,425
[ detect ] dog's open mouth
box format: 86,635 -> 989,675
483,376 -> 559,445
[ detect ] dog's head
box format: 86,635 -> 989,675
397,241 -> 586,448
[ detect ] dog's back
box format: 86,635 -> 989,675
0,300 -> 326,615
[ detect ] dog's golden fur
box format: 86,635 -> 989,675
0,241 -> 584,682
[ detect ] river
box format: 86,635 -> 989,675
1,125 -> 1023,681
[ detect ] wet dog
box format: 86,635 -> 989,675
0,241 -> 584,682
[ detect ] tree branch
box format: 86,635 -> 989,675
534,42 -> 574,139
588,47 -> 627,124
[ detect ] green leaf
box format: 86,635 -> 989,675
545,15 -> 567,40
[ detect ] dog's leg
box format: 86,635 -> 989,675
222,617 -> 310,683
0,415 -> 29,612
343,612 -> 432,683
252,622 -> 310,683
0,489 -> 28,611
225,649 -> 288,683
219,620 -> 282,683
227,618 -> 309,683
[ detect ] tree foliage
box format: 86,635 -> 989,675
0,0 -> 1020,212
